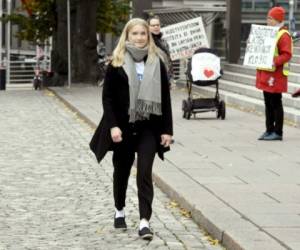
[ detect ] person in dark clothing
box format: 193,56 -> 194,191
148,15 -> 174,86
256,6 -> 292,141
89,18 -> 173,241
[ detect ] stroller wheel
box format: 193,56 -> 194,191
186,99 -> 192,119
182,99 -> 192,119
182,100 -> 192,119
217,100 -> 226,120
186,111 -> 191,120
182,100 -> 187,118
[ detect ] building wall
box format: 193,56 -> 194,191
1,0 -> 35,57
153,0 -> 226,7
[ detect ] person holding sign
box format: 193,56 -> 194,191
89,18 -> 173,240
148,15 -> 174,87
256,6 -> 292,141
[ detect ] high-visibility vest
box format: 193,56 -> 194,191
257,29 -> 292,76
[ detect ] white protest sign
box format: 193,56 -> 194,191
243,24 -> 279,69
161,17 -> 209,61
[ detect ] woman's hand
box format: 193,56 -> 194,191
160,134 -> 172,147
111,127 -> 122,143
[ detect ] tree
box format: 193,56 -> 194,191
3,0 -> 131,85
97,0 -> 131,35
2,0 -> 55,43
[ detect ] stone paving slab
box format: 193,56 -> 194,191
0,89 -> 223,250
49,85 -> 300,250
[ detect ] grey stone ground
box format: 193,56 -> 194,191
48,85 -> 300,250
0,89 -> 223,250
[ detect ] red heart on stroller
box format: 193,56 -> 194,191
204,69 -> 214,78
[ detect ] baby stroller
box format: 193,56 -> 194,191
182,47 -> 226,120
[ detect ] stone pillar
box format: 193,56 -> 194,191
226,0 -> 241,63
206,14 -> 215,47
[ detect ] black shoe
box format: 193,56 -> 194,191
263,132 -> 282,141
138,227 -> 153,240
258,132 -> 271,140
114,216 -> 127,229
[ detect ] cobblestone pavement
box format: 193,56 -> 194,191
0,90 -> 223,250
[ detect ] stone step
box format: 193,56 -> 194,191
218,79 -> 300,110
6,83 -> 32,90
9,79 -> 32,83
293,47 -> 300,54
10,70 -> 34,74
223,63 -> 300,84
10,74 -> 34,79
290,63 -> 300,73
222,70 -> 300,93
10,67 -> 34,70
291,54 -> 300,64
9,82 -> 32,85
223,63 -> 255,75
222,70 -> 254,85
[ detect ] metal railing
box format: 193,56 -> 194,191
7,59 -> 50,85
172,59 -> 189,83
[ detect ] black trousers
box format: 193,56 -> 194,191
112,123 -> 157,220
263,91 -> 284,136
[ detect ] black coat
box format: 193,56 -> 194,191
152,33 -> 170,57
152,33 -> 173,80
90,59 -> 173,163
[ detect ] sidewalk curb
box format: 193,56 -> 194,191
47,87 -> 97,130
152,173 -> 230,247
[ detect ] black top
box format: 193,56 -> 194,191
152,33 -> 170,56
90,58 -> 173,163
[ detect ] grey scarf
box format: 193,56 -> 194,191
123,42 -> 161,123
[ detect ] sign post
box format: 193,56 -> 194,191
289,0 -> 295,32
6,0 -> 11,86
67,0 -> 71,88
226,0 -> 241,63
0,0 -> 3,67
0,0 -> 5,90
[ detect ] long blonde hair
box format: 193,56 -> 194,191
112,18 -> 158,67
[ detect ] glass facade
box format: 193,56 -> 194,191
242,0 -> 298,11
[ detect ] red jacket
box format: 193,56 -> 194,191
256,27 -> 292,93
